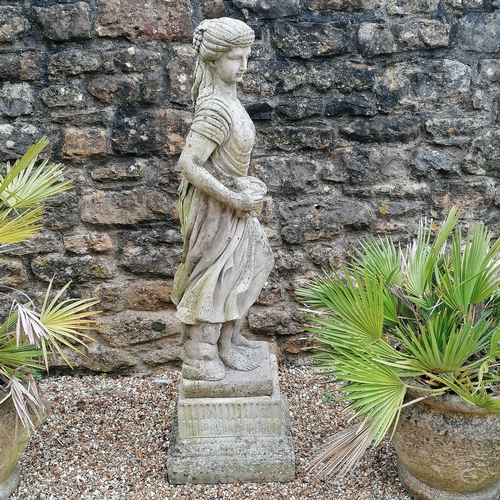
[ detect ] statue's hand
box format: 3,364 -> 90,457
231,178 -> 266,218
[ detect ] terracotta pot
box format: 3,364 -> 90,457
392,389 -> 500,500
0,397 -> 50,500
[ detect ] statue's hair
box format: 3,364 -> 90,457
191,17 -> 254,107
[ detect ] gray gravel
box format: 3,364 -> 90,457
11,364 -> 412,500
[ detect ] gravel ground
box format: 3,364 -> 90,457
10,363 -> 412,500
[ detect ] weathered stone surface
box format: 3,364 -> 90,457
31,254 -> 116,285
112,108 -> 192,155
167,45 -> 196,106
478,60 -> 500,84
358,23 -> 395,57
0,258 -> 29,288
431,178 -> 495,216
80,189 -> 171,225
48,50 -> 101,76
0,6 -> 26,42
0,122 -> 41,161
279,197 -> 375,244
137,337 -> 182,366
304,0 -> 381,11
340,116 -> 420,143
52,109 -> 111,127
0,83 -> 33,117
12,232 -> 63,256
96,0 -> 192,42
325,96 -> 377,116
40,85 -> 84,108
91,161 -> 145,181
412,148 -> 459,176
425,116 -> 489,145
472,129 -> 500,172
63,233 -> 114,254
120,244 -> 182,277
98,309 -> 181,347
19,52 -> 38,81
444,0 -> 482,8
387,0 -> 439,15
252,155 -> 320,196
266,125 -> 332,151
275,99 -> 322,120
457,12 -> 500,52
50,342 -> 138,372
43,193 -> 81,231
88,75 -> 140,104
63,128 -> 107,158
248,305 -> 301,335
201,0 -> 227,19
233,0 -> 299,19
397,18 -> 451,51
34,2 -> 92,41
124,280 -> 173,310
272,21 -> 356,59
102,47 -> 162,73
142,73 -> 164,104
307,60 -> 376,92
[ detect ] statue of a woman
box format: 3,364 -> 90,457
172,18 -> 274,382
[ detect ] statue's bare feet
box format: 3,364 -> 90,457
182,357 -> 225,381
231,330 -> 261,349
219,345 -> 260,371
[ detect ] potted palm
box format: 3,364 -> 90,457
298,206 -> 500,500
0,138 -> 98,499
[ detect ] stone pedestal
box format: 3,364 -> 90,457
166,346 -> 295,484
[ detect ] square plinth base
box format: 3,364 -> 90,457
166,354 -> 295,484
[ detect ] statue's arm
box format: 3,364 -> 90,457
179,130 -> 264,214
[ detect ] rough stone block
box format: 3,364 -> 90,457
48,49 -> 101,76
63,128 -> 107,158
0,6 -> 26,42
98,309 -> 181,347
88,75 -> 140,104
120,244 -> 183,278
167,354 -> 295,484
272,21 -> 356,59
0,122 -> 41,161
0,83 -> 33,117
40,85 -> 84,108
397,18 -> 450,51
304,0 -> 381,11
233,0 -> 299,19
425,117 -> 489,145
387,0 -> 439,15
358,22 -> 395,57
34,2 -> 92,41
200,0 -> 227,18
80,189 -> 171,225
266,125 -> 332,151
96,0 -> 192,42
458,12 -> 500,52
0,258 -> 29,288
444,0 -> 482,8
248,305 -> 301,335
102,47 -> 162,73
325,96 -> 377,116
478,60 -> 500,84
31,254 -> 116,285
182,342 -> 273,398
167,45 -> 196,106
275,98 -> 322,120
340,116 -> 420,143
63,233 -> 114,254
124,280 -> 174,310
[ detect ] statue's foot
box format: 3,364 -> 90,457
219,345 -> 260,371
182,357 -> 225,381
231,330 -> 261,349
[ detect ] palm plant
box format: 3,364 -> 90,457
0,138 -> 98,431
298,206 -> 500,477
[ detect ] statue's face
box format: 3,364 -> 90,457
213,46 -> 251,85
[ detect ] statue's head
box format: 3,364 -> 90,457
191,18 -> 254,105
193,17 -> 254,64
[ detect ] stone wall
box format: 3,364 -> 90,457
1,0 -> 500,372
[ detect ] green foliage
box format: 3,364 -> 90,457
298,206 -> 500,476
0,138 -> 99,431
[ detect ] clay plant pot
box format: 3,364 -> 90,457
0,397 -> 50,500
392,389 -> 500,500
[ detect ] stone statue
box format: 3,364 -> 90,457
172,17 -> 274,382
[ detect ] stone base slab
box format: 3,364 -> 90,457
167,354 -> 295,484
182,341 -> 273,399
